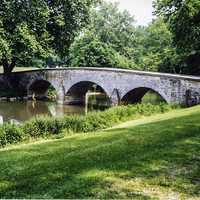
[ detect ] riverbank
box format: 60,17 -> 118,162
0,105 -> 199,199
0,103 -> 174,148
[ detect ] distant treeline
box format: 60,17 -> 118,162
0,0 -> 199,75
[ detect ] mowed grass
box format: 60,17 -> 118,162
0,106 -> 200,199
0,67 -> 38,73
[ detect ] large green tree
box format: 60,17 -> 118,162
0,0 -> 97,74
90,1 -> 137,58
69,31 -> 134,68
154,0 -> 200,74
137,18 -> 180,73
69,1 -> 177,72
69,1 -> 137,68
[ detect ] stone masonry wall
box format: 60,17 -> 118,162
0,68 -> 199,106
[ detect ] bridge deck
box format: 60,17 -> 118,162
6,67 -> 200,82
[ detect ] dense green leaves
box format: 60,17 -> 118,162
69,1 -> 177,72
0,0 -> 97,73
132,19 -> 178,72
154,0 -> 200,75
1,0 -> 198,75
69,1 -> 136,68
154,0 -> 200,52
69,31 -> 134,68
69,0 -> 199,75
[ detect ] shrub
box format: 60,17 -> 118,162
22,116 -> 62,138
0,124 -> 22,147
0,103 -> 176,147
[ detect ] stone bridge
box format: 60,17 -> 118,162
0,67 -> 200,106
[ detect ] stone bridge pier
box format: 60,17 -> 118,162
0,68 -> 200,107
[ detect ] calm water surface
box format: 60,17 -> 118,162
0,101 -> 85,124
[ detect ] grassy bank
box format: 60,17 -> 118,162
0,67 -> 37,74
0,105 -> 199,199
0,103 -> 173,147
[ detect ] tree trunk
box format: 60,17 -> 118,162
2,57 -> 16,74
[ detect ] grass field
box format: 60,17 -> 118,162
0,67 -> 38,73
0,106 -> 200,199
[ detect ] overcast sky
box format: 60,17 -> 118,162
106,0 -> 154,26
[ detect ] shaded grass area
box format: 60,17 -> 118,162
0,106 -> 200,199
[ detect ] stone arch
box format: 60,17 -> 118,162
65,81 -> 110,105
27,79 -> 58,100
121,87 -> 168,105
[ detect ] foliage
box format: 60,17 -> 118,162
69,31 -> 135,68
154,0 -> 200,53
69,33 -> 116,67
0,105 -> 199,198
69,1 -> 137,68
23,117 -> 62,138
0,124 -> 22,146
130,18 -> 181,72
89,1 -> 136,58
0,103 -> 174,147
0,0 -> 97,73
154,0 -> 200,75
69,1 -> 178,72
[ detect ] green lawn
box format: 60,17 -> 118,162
0,106 -> 200,199
0,67 -> 38,73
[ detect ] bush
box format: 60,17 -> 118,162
0,124 -> 22,147
60,103 -> 174,133
0,103 -> 176,147
22,116 -> 63,138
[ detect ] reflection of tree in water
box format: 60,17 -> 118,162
0,101 -> 31,123
0,101 -> 51,123
26,101 -> 51,117
0,101 -> 85,124
47,103 -> 85,117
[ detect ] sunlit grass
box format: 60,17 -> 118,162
0,106 -> 200,199
0,67 -> 38,74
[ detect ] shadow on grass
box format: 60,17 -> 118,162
0,112 -> 200,198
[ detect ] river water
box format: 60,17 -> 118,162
0,91 -> 164,124
0,101 -> 85,124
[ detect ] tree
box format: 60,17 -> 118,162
154,0 -> 200,74
0,0 -> 97,74
69,1 -> 137,68
69,31 -> 135,68
144,18 -> 180,72
129,18 -> 179,72
90,1 -> 137,59
69,1 -> 177,72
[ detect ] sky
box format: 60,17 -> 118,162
106,0 -> 154,26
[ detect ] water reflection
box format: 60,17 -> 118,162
0,101 -> 85,124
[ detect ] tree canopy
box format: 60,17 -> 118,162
69,2 -> 136,68
154,0 -> 200,52
1,0 -> 197,75
69,1 -> 176,72
154,0 -> 200,75
0,0 -> 97,73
